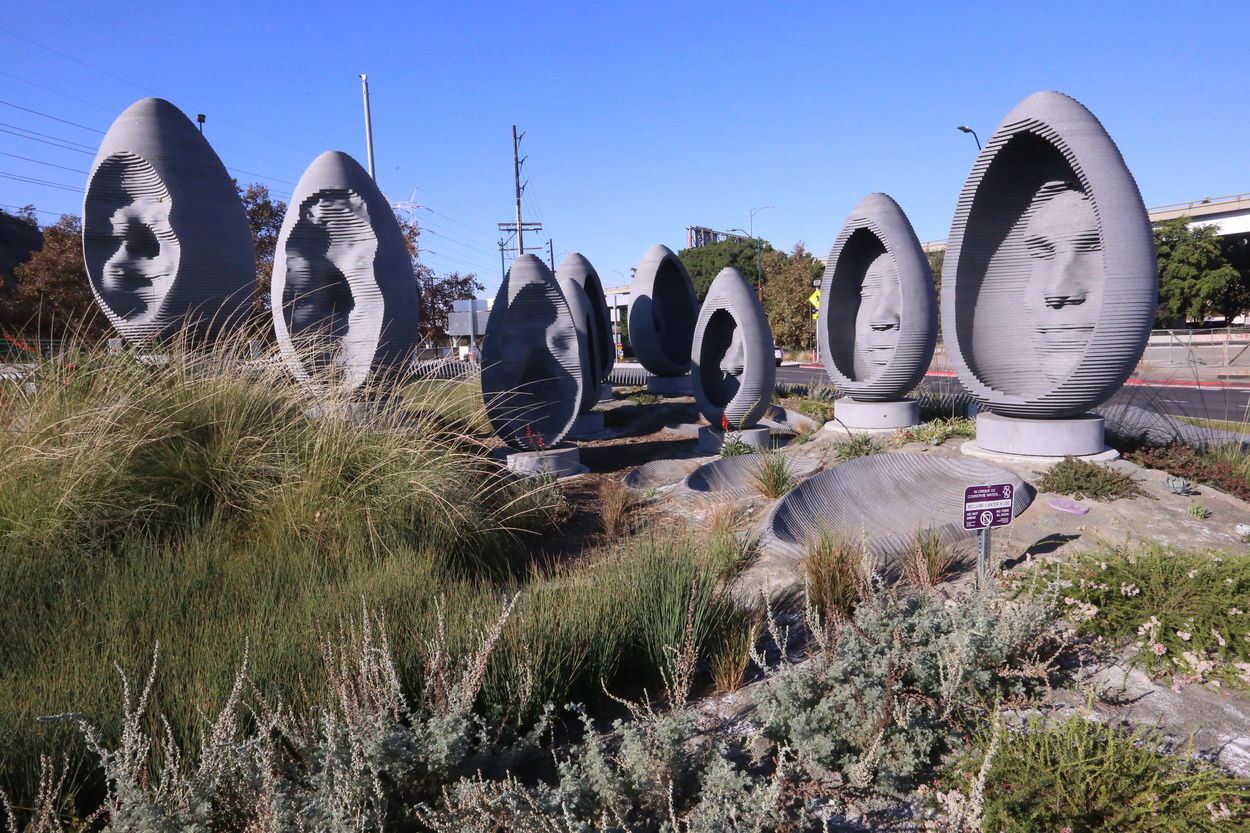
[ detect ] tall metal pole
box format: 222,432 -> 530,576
360,75 -> 376,180
750,206 -> 772,303
513,125 -> 524,256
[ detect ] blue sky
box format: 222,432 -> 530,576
1,1 -> 1245,296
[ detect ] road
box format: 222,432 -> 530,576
775,364 -> 1250,423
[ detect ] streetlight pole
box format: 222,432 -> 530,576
749,206 -> 772,303
359,75 -> 376,180
956,125 -> 981,151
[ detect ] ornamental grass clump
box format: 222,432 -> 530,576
0,329 -> 568,813
749,448 -> 797,499
1057,544 -> 1250,689
834,432 -> 886,462
931,711 -> 1250,832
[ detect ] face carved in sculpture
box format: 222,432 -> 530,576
1021,183 -> 1103,383
90,154 -> 181,322
853,252 -> 901,378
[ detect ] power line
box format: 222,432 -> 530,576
0,26 -> 314,157
0,171 -> 84,192
0,69 -> 119,114
422,206 -> 497,243
0,99 -> 104,133
0,121 -> 95,151
226,167 -> 296,187
0,151 -> 87,174
0,202 -> 65,217
0,25 -> 159,97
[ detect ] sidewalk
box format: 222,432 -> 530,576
926,347 -> 1250,389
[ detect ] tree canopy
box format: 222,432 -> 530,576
4,213 -> 108,339
1154,217 -> 1245,326
237,182 -> 287,323
679,237 -> 775,301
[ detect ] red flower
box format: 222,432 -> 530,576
721,414 -> 730,431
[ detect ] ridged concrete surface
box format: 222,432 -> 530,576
692,268 -> 776,427
84,98 -> 254,343
942,91 -> 1157,418
764,453 -> 1033,559
628,244 -> 697,376
556,253 -> 615,385
819,193 -> 937,401
272,151 -> 419,391
683,454 -> 823,498
481,254 -> 584,448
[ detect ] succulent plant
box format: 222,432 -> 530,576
1163,476 -> 1197,496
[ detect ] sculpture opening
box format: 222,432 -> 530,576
699,308 -> 743,408
84,152 -> 181,324
282,188 -> 375,376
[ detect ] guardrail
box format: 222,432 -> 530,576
1147,328 -> 1250,366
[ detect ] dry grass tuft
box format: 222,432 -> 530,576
598,478 -> 638,538
802,528 -> 869,624
900,529 -> 962,589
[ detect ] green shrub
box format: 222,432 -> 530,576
929,712 -> 1250,831
891,417 -> 976,447
1130,442 -> 1250,501
751,579 -> 1060,790
1055,544 -> 1250,689
834,432 -> 885,462
1035,457 -> 1145,501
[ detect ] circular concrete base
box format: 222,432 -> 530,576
646,374 -> 693,396
975,412 -> 1106,457
834,397 -> 921,430
697,425 -> 771,455
494,442 -> 588,478
567,411 -> 606,439
960,440 -> 1120,467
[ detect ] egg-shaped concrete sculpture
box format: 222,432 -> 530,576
692,267 -> 776,428
83,98 -> 255,343
819,193 -> 936,403
271,151 -> 419,391
556,253 -> 614,385
481,254 -> 584,448
628,244 -> 698,377
943,91 -> 1156,420
556,254 -> 610,415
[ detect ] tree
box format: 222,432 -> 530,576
393,211 -> 483,343
7,214 -> 109,339
237,182 -> 287,322
679,237 -> 775,300
1154,217 -> 1243,326
762,242 -> 823,350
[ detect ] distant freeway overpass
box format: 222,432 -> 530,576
919,191 -> 1250,254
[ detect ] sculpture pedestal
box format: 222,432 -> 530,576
831,397 -> 920,430
495,442 -> 588,479
567,411 -> 606,439
697,426 -> 771,455
972,412 -> 1112,457
597,381 -> 614,403
646,374 -> 693,396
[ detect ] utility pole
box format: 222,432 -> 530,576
513,126 -> 525,255
360,75 -> 376,180
547,239 -> 555,270
498,125 -> 541,267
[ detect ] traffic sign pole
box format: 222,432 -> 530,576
963,483 -> 1014,589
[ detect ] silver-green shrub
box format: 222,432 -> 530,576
751,579 -> 1059,790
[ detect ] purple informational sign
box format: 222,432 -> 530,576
963,483 -> 1014,530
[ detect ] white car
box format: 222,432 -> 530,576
774,344 -> 784,366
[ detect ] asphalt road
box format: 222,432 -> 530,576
775,364 -> 1250,423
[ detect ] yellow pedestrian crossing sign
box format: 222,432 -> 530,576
809,289 -> 820,319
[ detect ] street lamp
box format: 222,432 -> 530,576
749,206 -> 772,302
956,125 -> 981,151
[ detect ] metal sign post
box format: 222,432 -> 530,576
963,483 -> 1014,588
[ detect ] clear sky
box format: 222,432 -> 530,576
1,1 -> 1245,296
